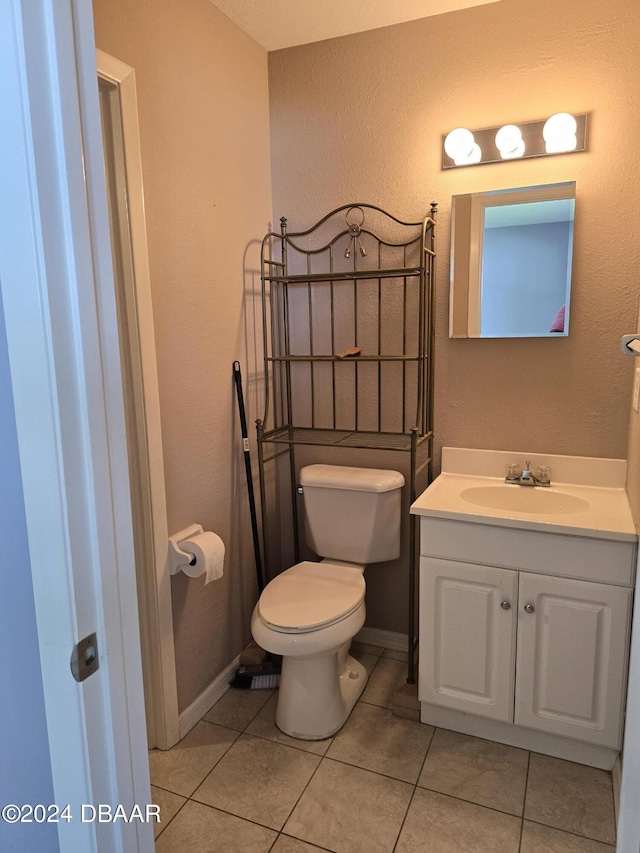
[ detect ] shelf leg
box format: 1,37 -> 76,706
407,428 -> 418,685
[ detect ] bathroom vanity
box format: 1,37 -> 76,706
411,448 -> 638,769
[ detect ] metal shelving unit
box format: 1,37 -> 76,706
256,203 -> 437,683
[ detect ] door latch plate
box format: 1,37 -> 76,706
71,632 -> 99,682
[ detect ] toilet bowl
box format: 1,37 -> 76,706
251,464 -> 404,740
251,560 -> 368,739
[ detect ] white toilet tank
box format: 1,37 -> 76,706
299,464 -> 405,564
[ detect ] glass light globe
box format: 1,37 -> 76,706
545,134 -> 577,154
452,142 -> 482,166
501,139 -> 525,159
543,113 -> 578,151
444,128 -> 475,162
495,124 -> 523,156
465,142 -> 482,165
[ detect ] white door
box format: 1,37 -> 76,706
0,2 -> 153,851
515,572 -> 631,748
420,557 -> 517,721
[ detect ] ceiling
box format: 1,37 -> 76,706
209,0 -> 503,51
486,199 -> 575,229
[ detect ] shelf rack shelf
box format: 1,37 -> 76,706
260,426 -> 433,452
256,203 -> 437,684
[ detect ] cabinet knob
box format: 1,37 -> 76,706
524,603 -> 535,614
500,600 -> 511,610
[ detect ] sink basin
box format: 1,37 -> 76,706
410,450 -> 637,541
460,485 -> 590,515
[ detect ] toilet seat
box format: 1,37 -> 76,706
257,561 -> 365,634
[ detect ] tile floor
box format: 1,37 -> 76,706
149,643 -> 617,852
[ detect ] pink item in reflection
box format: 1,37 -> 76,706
550,303 -> 566,333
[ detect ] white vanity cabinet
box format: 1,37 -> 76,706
420,556 -> 631,750
411,448 -> 638,769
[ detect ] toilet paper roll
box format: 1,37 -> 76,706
180,531 -> 225,584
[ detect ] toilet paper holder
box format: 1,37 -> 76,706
167,523 -> 203,575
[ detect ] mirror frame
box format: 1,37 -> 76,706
449,182 -> 576,338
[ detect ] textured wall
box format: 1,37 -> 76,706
93,0 -> 273,712
269,0 -> 640,632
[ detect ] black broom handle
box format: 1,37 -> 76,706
232,361 -> 264,594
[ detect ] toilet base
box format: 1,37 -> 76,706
275,644 -> 368,740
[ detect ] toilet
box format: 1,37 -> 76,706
251,463 -> 405,740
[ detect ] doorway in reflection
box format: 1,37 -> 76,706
481,196 -> 574,336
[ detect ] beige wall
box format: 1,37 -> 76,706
269,0 -> 640,630
93,0 -> 273,711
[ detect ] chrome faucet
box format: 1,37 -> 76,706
519,460 -> 535,486
505,460 -> 551,487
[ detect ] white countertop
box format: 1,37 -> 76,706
411,449 -> 638,542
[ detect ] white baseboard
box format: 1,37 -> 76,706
178,654 -> 239,739
354,627 -> 408,653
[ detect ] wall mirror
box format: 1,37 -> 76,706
449,182 -> 575,338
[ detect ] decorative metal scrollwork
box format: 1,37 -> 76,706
344,206 -> 367,258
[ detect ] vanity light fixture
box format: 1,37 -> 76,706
442,113 -> 587,168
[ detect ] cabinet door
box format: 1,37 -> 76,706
420,557 -> 517,721
515,573 -> 631,748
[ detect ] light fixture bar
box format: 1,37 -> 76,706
442,114 -> 587,169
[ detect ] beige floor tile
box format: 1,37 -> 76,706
193,733 -> 320,831
382,648 -> 408,662
393,681 -> 419,711
525,754 -> 616,844
148,721 -> 239,797
348,649 -> 380,674
360,657 -> 407,709
418,728 -> 528,816
155,799 -> 276,852
350,640 -> 384,656
327,702 -> 434,783
271,836 -> 328,852
394,706 -> 420,722
150,785 -> 186,839
284,757 -> 413,853
245,694 -> 333,756
203,685 -> 274,731
395,788 -> 522,853
521,821 -> 616,852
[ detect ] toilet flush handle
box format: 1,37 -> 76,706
297,485 -> 304,495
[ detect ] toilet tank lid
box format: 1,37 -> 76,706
300,464 -> 404,493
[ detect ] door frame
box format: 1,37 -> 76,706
97,48 -> 180,751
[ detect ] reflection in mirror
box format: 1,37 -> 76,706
449,182 -> 575,338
